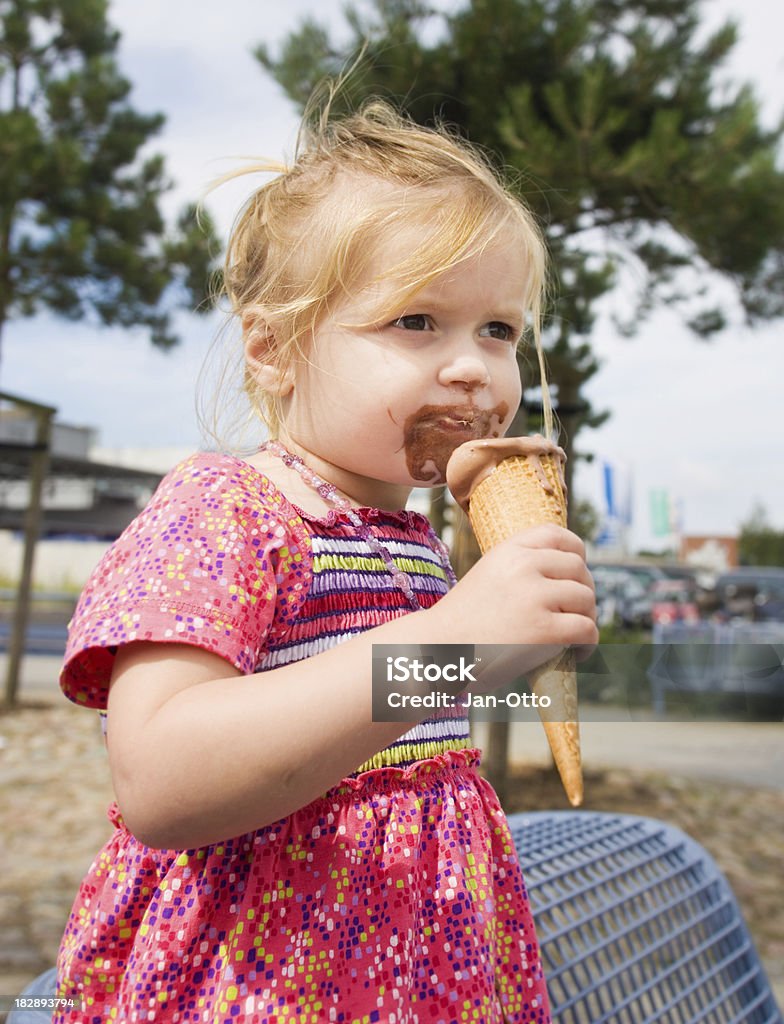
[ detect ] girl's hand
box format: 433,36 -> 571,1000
425,523 -> 598,678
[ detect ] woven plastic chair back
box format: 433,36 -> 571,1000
508,811 -> 783,1024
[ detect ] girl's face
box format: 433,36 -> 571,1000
278,228 -> 528,509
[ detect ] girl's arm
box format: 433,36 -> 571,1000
107,523 -> 597,849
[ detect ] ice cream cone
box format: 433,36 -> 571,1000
446,436 -> 584,807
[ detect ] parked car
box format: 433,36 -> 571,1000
714,567 -> 784,622
656,564 -> 700,586
648,579 -> 700,626
591,569 -> 631,627
605,563 -> 668,590
589,565 -> 656,629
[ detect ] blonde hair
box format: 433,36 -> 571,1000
206,97 -> 549,442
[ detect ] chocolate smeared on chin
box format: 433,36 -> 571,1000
402,402 -> 510,485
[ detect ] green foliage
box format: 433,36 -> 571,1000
0,0 -> 220,355
572,497 -> 601,542
258,0 -> 784,325
738,504 -> 784,567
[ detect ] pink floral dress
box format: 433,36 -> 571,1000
54,453 -> 551,1023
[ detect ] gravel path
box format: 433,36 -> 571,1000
0,698 -> 114,1012
475,713 -> 784,790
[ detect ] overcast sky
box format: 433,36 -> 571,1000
2,0 -> 782,551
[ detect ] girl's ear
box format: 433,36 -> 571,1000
243,313 -> 295,397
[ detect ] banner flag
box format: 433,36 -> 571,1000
650,489 -> 671,536
596,460 -> 633,548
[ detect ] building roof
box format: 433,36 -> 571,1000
0,442 -> 164,485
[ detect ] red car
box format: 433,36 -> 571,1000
649,579 -> 700,626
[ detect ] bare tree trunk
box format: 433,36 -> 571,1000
427,485 -> 448,540
3,400 -> 55,707
484,720 -> 510,805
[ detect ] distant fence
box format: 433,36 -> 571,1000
648,621 -> 784,715
0,531 -> 110,591
0,589 -> 73,656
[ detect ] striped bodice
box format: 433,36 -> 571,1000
258,506 -> 471,775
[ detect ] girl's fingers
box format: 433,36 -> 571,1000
509,523 -> 587,559
508,547 -> 594,591
535,551 -> 594,587
551,612 -> 600,648
544,578 -> 597,618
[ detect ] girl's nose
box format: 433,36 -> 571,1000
437,353 -> 491,392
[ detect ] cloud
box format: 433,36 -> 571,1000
3,315 -> 213,448
577,311 -> 784,539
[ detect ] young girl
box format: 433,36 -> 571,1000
54,100 -> 596,1023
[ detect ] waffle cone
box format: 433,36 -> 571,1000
531,650 -> 583,807
451,444 -> 583,806
467,452 -> 568,540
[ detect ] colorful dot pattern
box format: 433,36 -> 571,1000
54,452 -> 552,1022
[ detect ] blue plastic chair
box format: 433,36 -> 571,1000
508,810 -> 783,1023
5,967 -> 56,1024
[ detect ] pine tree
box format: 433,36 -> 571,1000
0,0 -> 219,364
739,505 -> 784,567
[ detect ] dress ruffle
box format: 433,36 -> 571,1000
331,744 -> 481,793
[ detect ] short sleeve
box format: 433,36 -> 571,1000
60,453 -> 311,709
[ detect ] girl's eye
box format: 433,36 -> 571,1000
480,321 -> 517,342
391,314 -> 432,331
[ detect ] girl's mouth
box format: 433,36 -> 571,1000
401,401 -> 511,484
436,414 -> 476,431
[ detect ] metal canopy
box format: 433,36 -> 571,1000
0,441 -> 164,485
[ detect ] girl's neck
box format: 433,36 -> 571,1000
250,437 -> 413,517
